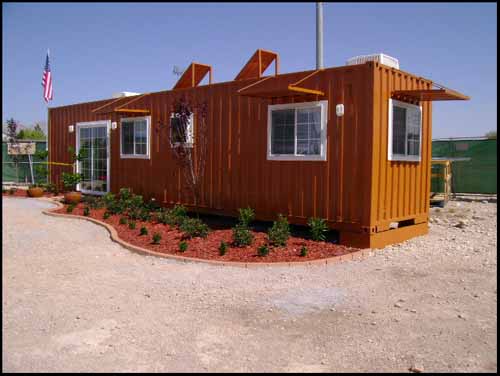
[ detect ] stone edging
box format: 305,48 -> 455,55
37,197 -> 375,268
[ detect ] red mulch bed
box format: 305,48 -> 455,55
2,189 -> 59,198
53,203 -> 360,263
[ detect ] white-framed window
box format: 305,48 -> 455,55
388,99 -> 422,162
267,100 -> 328,161
170,112 -> 194,148
120,116 -> 151,159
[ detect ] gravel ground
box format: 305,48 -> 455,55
2,197 -> 497,373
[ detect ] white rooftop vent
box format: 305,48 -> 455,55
346,53 -> 399,69
112,91 -> 141,99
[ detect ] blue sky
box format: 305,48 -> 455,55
2,2 -> 497,138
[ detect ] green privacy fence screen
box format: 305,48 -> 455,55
2,141 -> 48,184
432,138 -> 497,194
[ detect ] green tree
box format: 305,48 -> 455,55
17,128 -> 46,140
485,130 -> 497,139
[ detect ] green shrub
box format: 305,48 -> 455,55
119,216 -> 128,225
308,217 -> 328,241
128,221 -> 136,229
258,244 -> 269,257
66,204 -> 75,213
102,192 -> 116,207
268,214 -> 290,247
152,232 -> 161,244
138,208 -> 151,222
180,217 -> 209,239
232,224 -> 253,247
219,241 -> 228,256
238,207 -> 255,227
171,204 -> 187,218
103,211 -> 111,220
83,195 -> 104,209
83,206 -> 90,216
139,226 -> 148,236
118,187 -> 133,201
128,208 -> 140,220
179,241 -> 188,252
300,246 -> 308,257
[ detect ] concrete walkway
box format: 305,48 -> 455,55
2,197 -> 497,372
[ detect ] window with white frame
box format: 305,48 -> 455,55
388,99 -> 422,162
268,100 -> 328,161
120,116 -> 150,158
170,112 -> 194,147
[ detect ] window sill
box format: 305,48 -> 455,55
120,154 -> 150,160
388,155 -> 421,162
267,154 -> 327,161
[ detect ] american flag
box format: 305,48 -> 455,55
41,50 -> 53,102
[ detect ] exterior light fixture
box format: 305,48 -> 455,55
336,104 -> 344,117
68,125 -> 74,133
111,122 -> 117,130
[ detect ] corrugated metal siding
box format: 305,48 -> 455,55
49,63 -> 386,231
371,63 -> 433,228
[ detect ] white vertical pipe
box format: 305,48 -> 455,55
316,2 -> 324,70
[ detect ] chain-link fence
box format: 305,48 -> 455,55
2,141 -> 48,185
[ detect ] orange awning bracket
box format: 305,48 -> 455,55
173,62 -> 213,90
235,49 -> 279,81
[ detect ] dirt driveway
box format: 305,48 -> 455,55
2,197 -> 497,372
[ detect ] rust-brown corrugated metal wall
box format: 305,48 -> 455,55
48,62 -> 433,247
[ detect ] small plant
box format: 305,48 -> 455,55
66,204 -> 76,213
171,204 -> 188,218
9,187 -> 16,195
103,211 -> 111,220
308,217 -> 328,241
119,187 -> 133,201
232,224 -> 253,247
268,214 -> 290,247
83,206 -> 90,216
300,246 -> 308,257
180,217 -> 209,239
179,241 -> 188,252
257,244 -> 269,257
128,221 -> 136,229
119,216 -> 128,225
138,208 -> 152,222
238,207 -> 255,227
152,232 -> 162,244
219,241 -> 228,256
61,172 -> 82,192
139,226 -> 148,236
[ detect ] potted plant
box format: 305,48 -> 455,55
60,146 -> 87,204
27,184 -> 44,198
62,172 -> 83,204
27,149 -> 49,198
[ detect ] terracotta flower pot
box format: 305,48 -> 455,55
64,191 -> 82,204
27,187 -> 44,198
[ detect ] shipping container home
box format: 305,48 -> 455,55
48,50 -> 469,248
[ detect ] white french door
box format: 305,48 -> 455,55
76,121 -> 111,195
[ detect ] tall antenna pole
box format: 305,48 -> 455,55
316,2 -> 324,70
